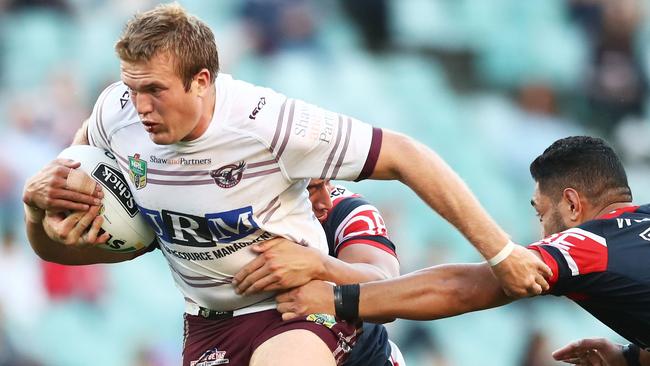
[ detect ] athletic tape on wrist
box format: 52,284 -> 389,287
334,284 -> 360,321
623,344 -> 641,366
334,285 -> 343,314
487,240 -> 516,267
66,169 -> 96,195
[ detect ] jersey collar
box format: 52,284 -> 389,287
597,205 -> 639,219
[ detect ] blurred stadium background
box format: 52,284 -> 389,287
1,0 -> 649,365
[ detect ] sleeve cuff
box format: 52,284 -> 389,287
527,245 -> 559,290
355,127 -> 382,181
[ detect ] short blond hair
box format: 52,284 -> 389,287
115,2 -> 219,90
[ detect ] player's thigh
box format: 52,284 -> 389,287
250,329 -> 336,366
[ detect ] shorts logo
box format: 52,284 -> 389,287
190,348 -> 229,366
128,153 -> 147,189
210,161 -> 246,189
306,313 -> 337,329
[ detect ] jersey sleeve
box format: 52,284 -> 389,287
326,196 -> 396,257
255,96 -> 382,181
86,81 -> 135,150
527,227 -> 608,295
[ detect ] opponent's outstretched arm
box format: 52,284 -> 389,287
371,130 -> 551,297
358,262 -> 511,321
277,259 -> 515,322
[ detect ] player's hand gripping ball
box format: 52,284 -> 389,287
58,145 -> 155,252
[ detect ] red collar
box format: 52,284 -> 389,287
597,205 -> 639,219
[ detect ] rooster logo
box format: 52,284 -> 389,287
210,161 -> 246,188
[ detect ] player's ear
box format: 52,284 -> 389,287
562,188 -> 582,221
192,69 -> 211,97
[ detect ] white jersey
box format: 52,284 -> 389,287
87,74 -> 380,311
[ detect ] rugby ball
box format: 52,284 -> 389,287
58,145 -> 155,252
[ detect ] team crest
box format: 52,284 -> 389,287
190,348 -> 229,366
128,153 -> 147,189
210,161 -> 246,189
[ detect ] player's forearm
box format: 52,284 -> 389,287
358,263 -> 511,322
319,256 -> 395,284
25,207 -> 139,265
25,214 -> 81,265
372,131 -> 509,259
24,203 -> 64,263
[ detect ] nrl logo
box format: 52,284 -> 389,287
306,313 -> 337,329
128,153 -> 147,190
210,161 -> 246,189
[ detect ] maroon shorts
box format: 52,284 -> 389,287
183,309 -> 360,366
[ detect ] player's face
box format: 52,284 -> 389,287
307,179 -> 333,222
531,183 -> 570,237
121,52 -> 209,145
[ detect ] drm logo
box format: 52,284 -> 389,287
138,206 -> 260,247
206,207 -> 259,242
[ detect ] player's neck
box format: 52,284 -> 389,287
592,201 -> 635,219
184,85 -> 217,142
204,84 -> 217,123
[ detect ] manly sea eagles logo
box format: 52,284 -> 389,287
210,161 -> 246,188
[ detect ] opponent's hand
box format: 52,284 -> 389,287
491,244 -> 552,298
42,205 -> 110,247
23,159 -> 102,213
276,280 -> 335,320
232,237 -> 327,295
552,338 -> 625,366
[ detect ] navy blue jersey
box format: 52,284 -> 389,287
321,185 -> 397,366
321,185 -> 396,258
528,204 -> 650,348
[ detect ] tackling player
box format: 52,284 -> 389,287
276,136 -> 650,365
232,179 -> 405,366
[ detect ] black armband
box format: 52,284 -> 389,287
623,344 -> 641,366
333,284 -> 360,321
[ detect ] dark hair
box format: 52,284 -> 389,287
115,2 -> 219,91
530,136 -> 632,203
